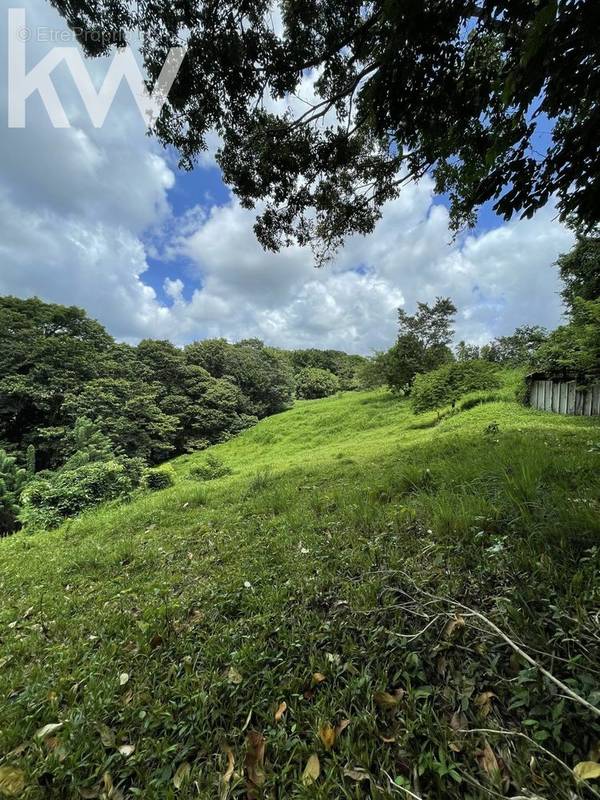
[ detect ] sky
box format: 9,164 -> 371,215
0,2 -> 575,355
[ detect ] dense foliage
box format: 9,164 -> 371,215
0,297 -> 362,534
51,0 -> 600,261
288,349 -> 364,390
295,366 -> 340,399
533,235 -> 600,379
382,298 -> 457,392
411,360 -> 502,413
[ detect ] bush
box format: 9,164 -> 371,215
0,449 -> 28,535
411,360 -> 501,413
295,367 -> 340,399
144,469 -> 175,491
21,460 -> 139,530
189,453 -> 232,481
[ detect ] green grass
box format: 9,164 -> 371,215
1,376 -> 600,799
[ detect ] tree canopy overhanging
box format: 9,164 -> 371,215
50,0 -> 599,262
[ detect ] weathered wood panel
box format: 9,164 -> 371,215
529,380 -> 600,416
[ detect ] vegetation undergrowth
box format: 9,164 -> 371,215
1,380 -> 599,799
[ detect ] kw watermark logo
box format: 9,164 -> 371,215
7,8 -> 187,129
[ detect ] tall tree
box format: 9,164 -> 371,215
556,234 -> 600,313
50,0 -> 600,261
384,298 -> 456,391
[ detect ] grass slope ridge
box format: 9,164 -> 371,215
1,382 -> 599,799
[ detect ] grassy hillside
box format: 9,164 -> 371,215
1,378 -> 599,799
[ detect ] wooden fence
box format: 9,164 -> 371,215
529,379 -> 600,416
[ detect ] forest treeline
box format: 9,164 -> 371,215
1,235 -> 597,534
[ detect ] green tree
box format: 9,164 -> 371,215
0,297 -> 114,468
384,299 -> 457,392
295,368 -> 340,400
63,379 -> 180,464
556,234 -> 600,312
0,449 -> 27,534
481,325 -> 548,366
535,298 -> 600,378
51,1 -> 600,261
456,341 -> 480,362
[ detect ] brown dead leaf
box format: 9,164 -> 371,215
318,723 -> 336,751
450,710 -> 468,732
343,768 -> 369,782
274,702 -> 287,722
302,754 -> 320,786
0,766 -> 26,797
312,672 -> 326,685
474,692 -> 496,718
379,734 -> 396,743
374,691 -> 401,710
444,615 -> 465,638
149,633 -> 163,650
477,742 -> 500,778
173,762 -> 191,790
335,719 -> 351,737
245,731 -> 266,790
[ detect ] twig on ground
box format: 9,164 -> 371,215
395,570 -> 600,720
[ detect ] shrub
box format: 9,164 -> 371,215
21,460 -> 139,530
295,367 -> 340,399
411,360 -> 501,413
0,449 -> 28,535
189,453 -> 232,481
144,469 -> 175,491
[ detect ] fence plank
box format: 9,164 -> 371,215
528,379 -> 599,416
567,381 -> 576,415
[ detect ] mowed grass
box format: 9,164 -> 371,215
1,377 -> 600,799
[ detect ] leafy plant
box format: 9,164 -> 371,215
411,360 -> 501,413
0,449 -> 28,534
295,367 -> 340,400
188,454 -> 233,481
144,469 -> 175,491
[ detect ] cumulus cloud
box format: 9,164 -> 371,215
0,2 -> 575,353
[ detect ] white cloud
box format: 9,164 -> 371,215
0,2 -> 575,354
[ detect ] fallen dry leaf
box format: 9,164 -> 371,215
444,615 -> 465,638
35,722 -> 63,740
335,719 -> 351,737
117,744 -> 135,758
343,768 -> 369,782
274,702 -> 287,722
173,762 -> 191,790
450,710 -> 468,732
245,731 -> 266,790
312,672 -> 326,685
302,754 -> 320,786
477,742 -> 500,778
574,761 -> 600,782
374,691 -> 401,710
119,673 -> 129,687
474,692 -> 496,718
98,724 -> 116,749
0,766 -> 26,797
227,666 -> 243,685
222,746 -> 235,784
318,723 -> 336,751
121,690 -> 134,706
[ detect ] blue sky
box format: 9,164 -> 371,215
0,1 -> 574,354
